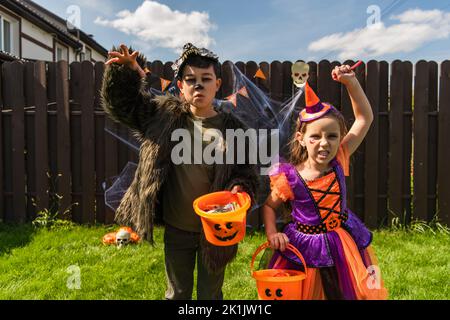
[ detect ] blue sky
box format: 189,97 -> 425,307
33,0 -> 450,63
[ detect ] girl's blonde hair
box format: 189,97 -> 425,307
288,107 -> 348,166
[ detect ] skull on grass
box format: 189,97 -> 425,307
291,62 -> 310,87
116,229 -> 131,249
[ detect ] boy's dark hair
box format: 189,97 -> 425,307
178,55 -> 221,80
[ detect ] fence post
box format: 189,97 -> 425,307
55,61 -> 72,218
364,61 -> 380,228
34,61 -> 49,214
413,61 -> 429,222
80,61 -> 96,224
94,62 -> 106,223
438,61 -> 450,226
70,61 -> 82,223
0,65 -> 3,222
6,62 -> 26,223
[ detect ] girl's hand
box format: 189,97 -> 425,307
267,232 -> 290,252
332,64 -> 356,85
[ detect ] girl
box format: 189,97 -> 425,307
262,65 -> 388,300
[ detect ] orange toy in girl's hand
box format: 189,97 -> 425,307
102,226 -> 140,248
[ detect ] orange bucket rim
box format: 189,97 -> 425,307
193,191 -> 251,218
250,242 -> 308,279
252,269 -> 307,282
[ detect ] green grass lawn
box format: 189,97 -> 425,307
0,223 -> 448,300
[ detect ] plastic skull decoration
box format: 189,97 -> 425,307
291,62 -> 310,87
116,229 -> 131,249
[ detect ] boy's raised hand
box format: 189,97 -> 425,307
106,44 -> 147,78
332,64 -> 356,85
106,44 -> 140,69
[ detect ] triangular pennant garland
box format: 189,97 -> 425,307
237,86 -> 249,98
254,68 -> 267,80
160,78 -> 171,92
225,86 -> 249,108
226,93 -> 238,107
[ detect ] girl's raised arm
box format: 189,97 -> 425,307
332,65 -> 374,156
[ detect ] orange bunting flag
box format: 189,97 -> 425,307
226,93 -> 238,107
237,86 -> 249,98
254,68 -> 267,80
160,78 -> 171,91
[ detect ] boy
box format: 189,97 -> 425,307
101,43 -> 259,300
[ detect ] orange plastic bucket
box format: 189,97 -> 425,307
251,242 -> 308,300
193,191 -> 251,246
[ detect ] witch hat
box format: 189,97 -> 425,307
299,81 -> 333,122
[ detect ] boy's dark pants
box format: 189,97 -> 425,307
164,224 -> 225,300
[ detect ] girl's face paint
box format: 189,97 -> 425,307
298,116 -> 341,168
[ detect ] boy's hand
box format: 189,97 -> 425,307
106,44 -> 146,77
230,185 -> 243,194
267,232 -> 290,252
332,64 -> 356,86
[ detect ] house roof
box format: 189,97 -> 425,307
0,49 -> 24,62
0,0 -> 108,56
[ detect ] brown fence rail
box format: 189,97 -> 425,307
0,59 -> 449,229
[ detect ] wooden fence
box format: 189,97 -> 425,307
0,59 -> 449,229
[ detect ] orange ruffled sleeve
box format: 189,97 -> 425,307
270,173 -> 295,202
336,143 -> 350,177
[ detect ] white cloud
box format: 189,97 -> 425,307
94,0 -> 215,53
308,8 -> 450,60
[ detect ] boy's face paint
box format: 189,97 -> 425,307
297,116 -> 341,168
177,65 -> 221,110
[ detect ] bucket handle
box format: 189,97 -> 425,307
250,242 -> 308,277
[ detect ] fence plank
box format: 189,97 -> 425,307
55,61 -> 72,217
0,66 -> 3,221
284,60 -> 295,100
8,62 -> 26,223
364,61 -> 380,228
150,60 -> 164,91
245,61 -> 258,86
94,62 -> 106,223
244,60 -> 260,229
438,61 -> 450,226
24,62 -> 36,221
47,62 -> 56,106
318,60 -> 342,108
402,61 -> 413,224
257,61 -> 270,94
378,61 -> 389,226
70,62 -> 82,223
221,61 -> 234,99
389,60 -> 405,223
80,61 -> 96,224
353,60 -> 366,221
269,61 -> 282,103
413,60 -> 429,222
329,61 -> 342,108
427,61 -> 438,221
235,61 -> 245,76
34,61 -> 49,213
